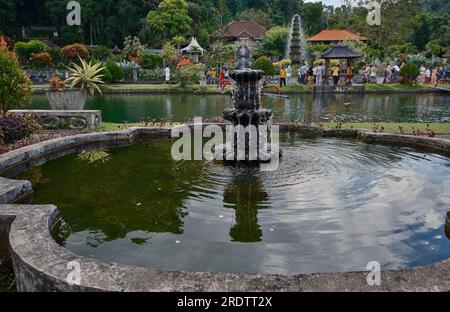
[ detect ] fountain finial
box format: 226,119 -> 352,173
235,44 -> 252,70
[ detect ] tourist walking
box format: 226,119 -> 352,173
286,65 -> 293,85
164,66 -> 171,86
280,66 -> 287,87
431,67 -> 438,85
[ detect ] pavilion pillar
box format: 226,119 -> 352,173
346,58 -> 352,86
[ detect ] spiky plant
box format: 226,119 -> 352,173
66,58 -> 106,96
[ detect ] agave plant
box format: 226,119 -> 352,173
66,58 -> 106,96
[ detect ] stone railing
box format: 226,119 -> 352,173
9,110 -> 102,130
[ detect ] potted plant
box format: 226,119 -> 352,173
46,58 -> 105,110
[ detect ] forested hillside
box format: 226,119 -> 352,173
0,0 -> 448,56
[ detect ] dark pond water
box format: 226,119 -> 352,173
20,136 -> 450,274
29,93 -> 450,123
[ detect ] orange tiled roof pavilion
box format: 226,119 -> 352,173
307,29 -> 367,43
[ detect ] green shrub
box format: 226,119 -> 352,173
142,52 -> 163,69
91,46 -> 112,61
253,56 -> 275,76
177,64 -> 200,87
399,63 -> 420,84
101,68 -> 113,83
47,47 -> 62,65
140,68 -> 165,82
14,40 -> 46,64
106,61 -> 124,82
0,48 -> 31,114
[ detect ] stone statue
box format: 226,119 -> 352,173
235,44 -> 252,70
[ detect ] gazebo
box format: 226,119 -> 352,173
320,44 -> 362,85
180,37 -> 206,63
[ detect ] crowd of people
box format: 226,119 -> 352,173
366,63 -> 449,85
278,62 -> 354,87
418,64 -> 449,84
193,62 -> 449,89
204,67 -> 230,85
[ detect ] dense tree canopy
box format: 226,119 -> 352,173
0,0 -> 448,57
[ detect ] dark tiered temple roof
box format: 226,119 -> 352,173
212,21 -> 267,40
320,44 -> 362,59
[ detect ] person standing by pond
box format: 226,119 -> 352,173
210,67 -> 217,85
424,67 -> 431,84
369,65 -> 377,84
286,65 -> 293,85
280,66 -> 287,87
331,64 -> 340,86
316,63 -> 324,86
164,66 -> 171,86
384,64 -> 392,84
431,66 -> 438,85
307,66 -> 314,84
298,62 -> 307,84
392,63 -> 400,82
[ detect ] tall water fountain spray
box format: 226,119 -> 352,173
216,44 -> 281,163
286,14 -> 310,65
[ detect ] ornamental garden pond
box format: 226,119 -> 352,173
1,0 -> 450,293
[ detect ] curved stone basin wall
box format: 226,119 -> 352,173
0,125 -> 449,292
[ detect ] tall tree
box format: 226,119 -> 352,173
146,0 -> 192,47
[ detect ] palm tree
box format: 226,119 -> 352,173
172,35 -> 185,53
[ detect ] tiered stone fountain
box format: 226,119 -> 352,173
216,44 -> 281,163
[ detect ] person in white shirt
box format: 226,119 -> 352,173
312,65 -> 318,84
298,63 -> 307,84
286,65 -> 293,85
164,66 -> 171,86
393,64 -> 400,81
316,64 -> 324,86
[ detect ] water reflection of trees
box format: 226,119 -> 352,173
268,94 -> 449,123
223,167 -> 269,243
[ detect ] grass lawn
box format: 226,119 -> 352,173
32,84 -> 230,94
314,122 -> 450,134
100,121 -> 450,134
32,83 -> 436,94
365,83 -> 429,90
